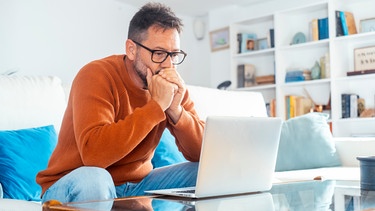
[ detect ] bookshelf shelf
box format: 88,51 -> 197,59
335,74 -> 375,82
233,48 -> 275,58
236,84 -> 276,91
337,117 -> 375,123
230,0 -> 375,137
282,78 -> 330,87
279,39 -> 329,51
333,31 -> 375,42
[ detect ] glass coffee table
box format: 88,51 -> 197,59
43,180 -> 375,211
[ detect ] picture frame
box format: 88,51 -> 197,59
354,46 -> 375,71
209,27 -> 230,52
360,18 -> 375,33
239,33 -> 257,53
256,38 -> 268,50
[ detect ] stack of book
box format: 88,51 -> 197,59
255,75 -> 275,85
310,17 -> 329,41
285,95 -> 313,119
285,70 -> 311,82
341,93 -> 361,118
335,11 -> 357,37
266,99 -> 276,117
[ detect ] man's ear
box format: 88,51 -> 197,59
126,39 -> 136,61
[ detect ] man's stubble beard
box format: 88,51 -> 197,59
133,54 -> 148,89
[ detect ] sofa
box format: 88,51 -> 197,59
1,75 -> 375,210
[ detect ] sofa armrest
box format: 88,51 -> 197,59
335,137 -> 375,167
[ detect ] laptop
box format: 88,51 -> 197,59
145,116 -> 282,198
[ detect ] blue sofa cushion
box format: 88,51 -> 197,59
152,129 -> 187,168
0,125 -> 57,201
275,113 -> 341,171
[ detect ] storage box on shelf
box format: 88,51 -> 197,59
229,0 -> 375,137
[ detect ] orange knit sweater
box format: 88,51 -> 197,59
36,55 -> 205,195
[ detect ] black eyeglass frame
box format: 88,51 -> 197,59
131,40 -> 187,65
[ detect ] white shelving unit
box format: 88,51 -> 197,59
229,0 -> 375,137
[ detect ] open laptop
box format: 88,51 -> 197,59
145,116 -> 282,198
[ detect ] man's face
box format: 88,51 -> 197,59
132,26 -> 181,87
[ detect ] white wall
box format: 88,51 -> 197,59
0,0 -> 135,84
207,6 -> 237,88
0,0 -> 212,86
177,15 -> 211,87
0,0 -> 312,88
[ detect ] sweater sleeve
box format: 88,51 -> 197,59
167,89 -> 205,162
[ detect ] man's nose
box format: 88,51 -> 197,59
160,55 -> 174,68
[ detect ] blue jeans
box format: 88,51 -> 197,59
41,162 -> 198,204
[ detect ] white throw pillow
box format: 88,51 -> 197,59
0,76 -> 67,132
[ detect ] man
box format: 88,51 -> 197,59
37,2 -> 205,203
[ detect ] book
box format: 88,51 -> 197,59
340,11 -> 357,36
285,95 -> 290,119
350,94 -> 359,118
269,29 -> 275,48
340,11 -> 349,35
255,74 -> 275,84
335,11 -> 344,37
269,98 -> 276,117
285,76 -> 305,82
285,95 -> 313,119
295,96 -> 313,116
289,95 -> 296,118
237,33 -> 242,53
310,18 -> 319,41
341,94 -> 351,118
341,93 -> 360,118
344,11 -> 357,35
237,64 -> 256,88
318,17 -> 329,40
285,70 -> 311,82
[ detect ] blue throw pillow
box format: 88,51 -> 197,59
152,129 -> 187,168
275,113 -> 341,171
0,125 -> 57,201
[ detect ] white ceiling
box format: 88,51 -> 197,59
117,0 -> 267,16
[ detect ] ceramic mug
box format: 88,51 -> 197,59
357,156 -> 375,190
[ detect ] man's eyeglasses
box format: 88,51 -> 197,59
131,40 -> 187,65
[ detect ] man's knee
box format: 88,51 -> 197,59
68,167 -> 116,201
71,167 -> 114,188
43,167 -> 116,203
